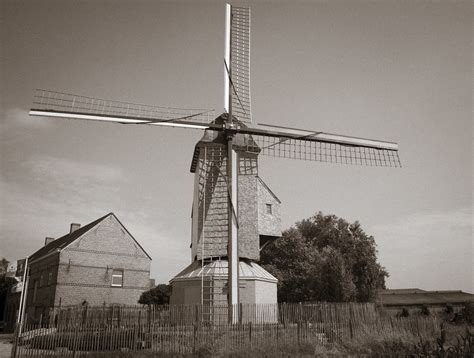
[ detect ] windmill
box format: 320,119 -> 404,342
29,4 -> 400,322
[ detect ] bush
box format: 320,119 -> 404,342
398,307 -> 410,317
461,302 -> 474,324
420,304 -> 430,316
453,302 -> 474,325
445,303 -> 454,314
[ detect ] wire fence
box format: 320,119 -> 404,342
11,303 -> 441,357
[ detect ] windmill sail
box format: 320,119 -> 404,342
229,5 -> 252,123
30,89 -> 215,130
233,123 -> 401,167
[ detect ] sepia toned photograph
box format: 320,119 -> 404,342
1,0 -> 472,356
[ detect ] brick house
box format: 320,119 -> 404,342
23,213 -> 151,323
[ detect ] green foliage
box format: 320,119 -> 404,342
260,212 -> 388,303
0,257 -> 9,275
0,269 -> 17,321
454,302 -> 474,325
421,304 -> 431,316
0,276 -> 17,294
445,303 -> 454,314
138,284 -> 171,305
399,308 -> 410,317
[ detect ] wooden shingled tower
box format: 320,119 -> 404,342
29,4 -> 401,322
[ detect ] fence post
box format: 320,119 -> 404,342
117,306 -> 121,327
275,321 -> 279,348
193,322 -> 197,353
11,324 -> 19,358
146,305 -> 152,349
297,320 -> 301,345
239,303 -> 243,324
249,322 -> 252,347
82,304 -> 88,327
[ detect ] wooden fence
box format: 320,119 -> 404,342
12,303 -> 440,357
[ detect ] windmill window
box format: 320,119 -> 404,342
266,204 -> 273,215
39,275 -> 44,287
111,269 -> 124,287
48,272 -> 53,285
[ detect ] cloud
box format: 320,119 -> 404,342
371,207 -> 473,292
0,155 -> 128,258
1,108 -> 51,130
25,154 -> 125,194
0,154 -> 190,283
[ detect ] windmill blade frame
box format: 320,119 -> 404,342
225,4 -> 252,124
229,124 -> 401,167
30,89 -> 215,129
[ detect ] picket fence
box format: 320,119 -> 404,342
11,303 -> 440,357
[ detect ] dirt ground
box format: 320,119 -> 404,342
0,334 -> 13,358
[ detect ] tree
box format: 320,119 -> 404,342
260,212 -> 388,303
138,284 -> 171,305
0,258 -> 16,321
0,258 -> 9,276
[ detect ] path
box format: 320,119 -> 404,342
0,334 -> 13,358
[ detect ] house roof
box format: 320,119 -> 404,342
256,176 -> 281,204
378,288 -> 427,295
378,289 -> 474,307
29,213 -> 151,263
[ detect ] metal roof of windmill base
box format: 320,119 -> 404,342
171,259 -> 277,283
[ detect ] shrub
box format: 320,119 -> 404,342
420,304 -> 430,316
453,302 -> 474,324
398,307 -> 410,317
461,302 -> 474,324
445,303 -> 454,314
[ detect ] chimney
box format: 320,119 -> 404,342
44,237 -> 55,246
70,223 -> 81,233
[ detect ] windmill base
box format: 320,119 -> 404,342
170,259 -> 278,322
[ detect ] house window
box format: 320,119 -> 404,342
39,275 -> 44,287
111,269 -> 123,287
48,272 -> 53,285
266,203 -> 273,215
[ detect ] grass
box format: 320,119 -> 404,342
38,323 -> 472,358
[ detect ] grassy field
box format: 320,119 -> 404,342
12,303 -> 474,357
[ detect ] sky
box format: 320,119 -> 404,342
1,0 -> 472,293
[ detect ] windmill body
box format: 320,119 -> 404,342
170,116 -> 281,314
29,3 -> 401,323
190,117 -> 281,262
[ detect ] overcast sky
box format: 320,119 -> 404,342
1,0 -> 472,292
